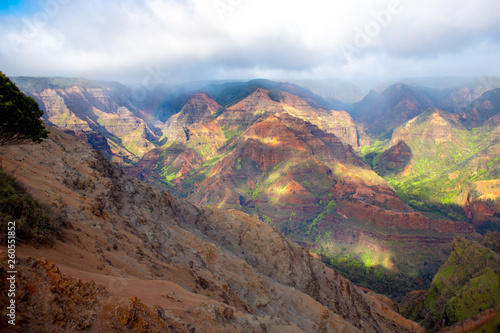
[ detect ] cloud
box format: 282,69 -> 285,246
0,0 -> 499,85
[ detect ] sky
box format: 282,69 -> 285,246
1,0 -> 499,88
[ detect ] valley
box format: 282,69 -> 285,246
0,125 -> 423,332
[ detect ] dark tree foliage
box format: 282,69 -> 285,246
0,71 -> 48,145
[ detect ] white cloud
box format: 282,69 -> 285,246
0,0 -> 499,85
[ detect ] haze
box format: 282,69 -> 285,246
1,0 -> 499,88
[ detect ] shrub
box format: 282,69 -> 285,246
0,71 -> 48,145
0,167 -> 63,244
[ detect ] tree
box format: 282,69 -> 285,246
0,71 -> 48,145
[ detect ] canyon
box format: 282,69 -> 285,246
4,75 -> 500,331
0,126 -> 423,332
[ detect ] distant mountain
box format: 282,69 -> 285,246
374,77 -> 479,92
291,78 -> 365,106
348,78 -> 500,139
462,88 -> 500,129
138,78 -> 334,123
199,78 -> 331,110
159,92 -> 221,142
347,83 -> 440,137
137,80 -> 236,123
374,76 -> 500,113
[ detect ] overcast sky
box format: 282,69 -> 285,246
1,0 -> 499,88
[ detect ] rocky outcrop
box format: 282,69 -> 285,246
338,199 -> 474,234
333,180 -> 474,235
376,140 -> 412,176
0,253 -> 194,333
0,126 -> 423,332
402,236 -> 500,332
464,187 -> 500,225
64,130 -> 113,157
160,92 -> 220,142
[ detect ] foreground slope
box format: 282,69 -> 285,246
0,126 -> 423,332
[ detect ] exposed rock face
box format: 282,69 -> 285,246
187,112 -> 379,224
14,78 -> 159,161
333,181 -> 474,235
390,108 -> 468,148
0,253 -> 194,333
214,88 -> 361,148
37,88 -> 92,131
0,127 -> 423,332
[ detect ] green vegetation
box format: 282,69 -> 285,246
0,72 -> 48,145
403,236 -> 500,331
360,109 -> 500,223
361,139 -> 389,167
211,106 -> 226,120
308,215 -> 453,301
248,179 -> 265,200
12,76 -> 116,94
316,248 -> 432,300
307,200 -> 337,235
0,167 -> 63,244
221,125 -> 243,142
267,90 -> 284,102
273,161 -> 284,171
262,214 -> 272,224
445,267 -> 499,323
